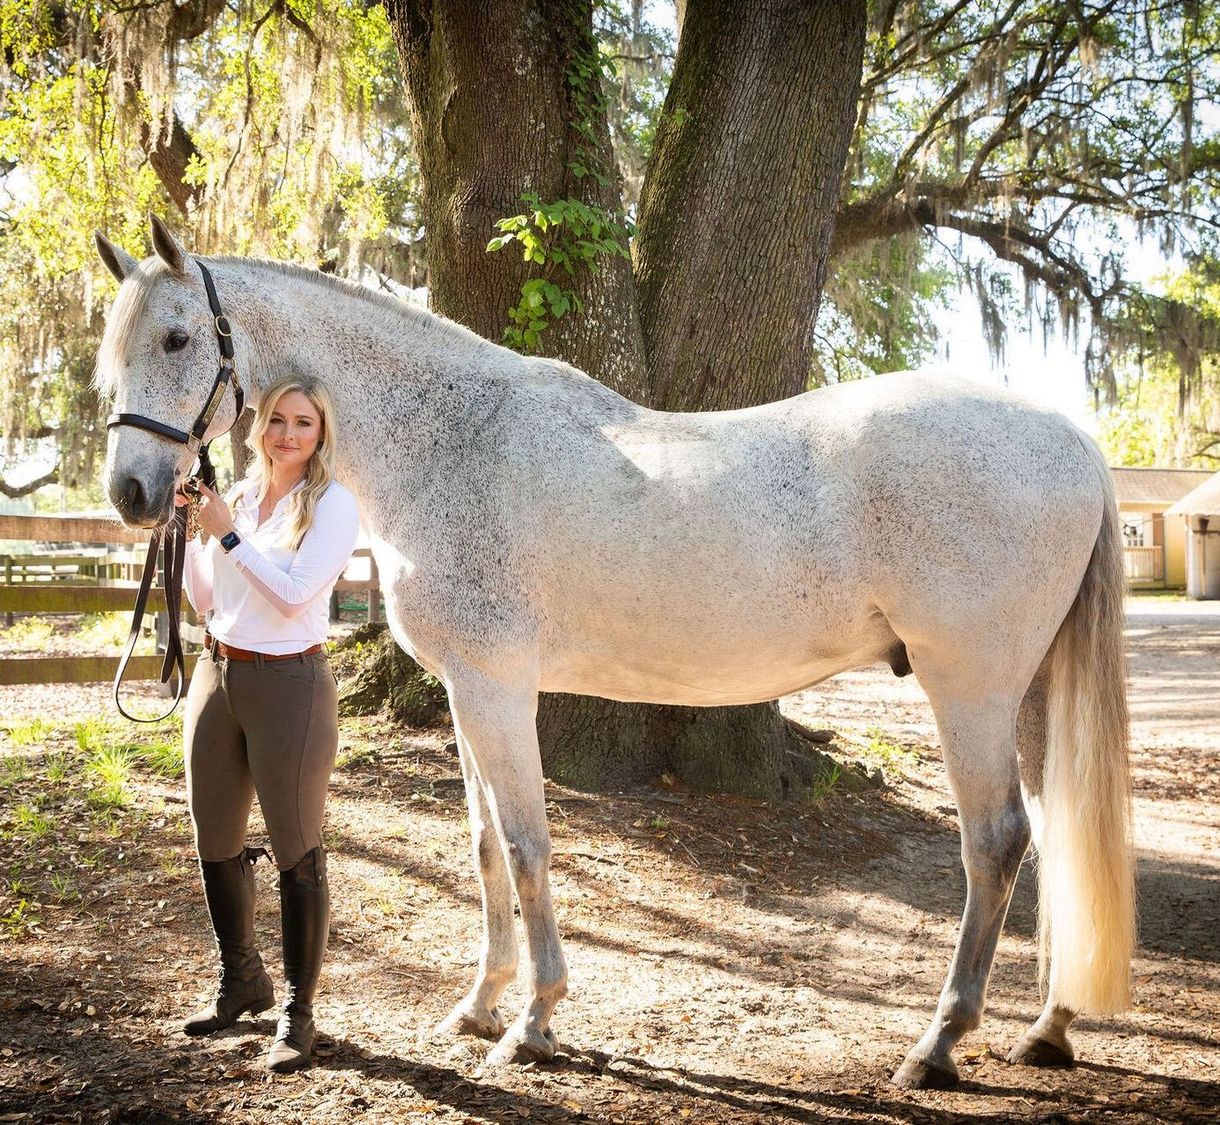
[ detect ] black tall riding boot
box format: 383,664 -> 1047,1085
184,849 -> 276,1035
267,847 -> 330,1074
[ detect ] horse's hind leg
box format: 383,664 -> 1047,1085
445,667 -> 567,1066
435,734 -> 517,1042
893,688 -> 1031,1089
1008,665 -> 1077,1068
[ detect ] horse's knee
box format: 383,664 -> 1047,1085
504,831 -> 551,894
963,802 -> 1031,888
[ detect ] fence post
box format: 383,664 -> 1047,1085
3,556 -> 11,627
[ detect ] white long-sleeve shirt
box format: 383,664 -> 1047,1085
184,479 -> 361,655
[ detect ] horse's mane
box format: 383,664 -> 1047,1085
95,253 -> 488,399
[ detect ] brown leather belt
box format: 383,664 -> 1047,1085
204,632 -> 324,662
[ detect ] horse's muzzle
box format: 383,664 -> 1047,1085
110,474 -> 175,529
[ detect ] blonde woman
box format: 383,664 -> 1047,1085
177,375 -> 359,1073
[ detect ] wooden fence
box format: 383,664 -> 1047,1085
0,512 -> 380,687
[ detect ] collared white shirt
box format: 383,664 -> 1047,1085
184,479 -> 361,655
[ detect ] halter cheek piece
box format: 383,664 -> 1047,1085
106,259 -> 245,453
108,258 -> 245,723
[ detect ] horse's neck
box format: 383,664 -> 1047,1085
225,260 -> 488,506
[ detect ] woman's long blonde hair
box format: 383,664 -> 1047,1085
241,376 -> 339,550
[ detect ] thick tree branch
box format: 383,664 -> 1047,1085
0,465 -> 58,499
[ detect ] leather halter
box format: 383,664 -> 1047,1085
109,258 -> 245,722
106,259 -> 245,452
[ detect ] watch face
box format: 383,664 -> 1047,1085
221,531 -> 241,552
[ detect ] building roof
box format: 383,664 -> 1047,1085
1110,467 -> 1214,508
1166,471 -> 1220,518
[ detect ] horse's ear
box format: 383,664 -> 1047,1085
95,231 -> 138,283
148,214 -> 187,275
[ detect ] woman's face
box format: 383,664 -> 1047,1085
263,390 -> 323,478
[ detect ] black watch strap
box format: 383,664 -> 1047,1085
219,531 -> 242,553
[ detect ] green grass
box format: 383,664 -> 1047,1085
860,726 -> 919,778
0,616 -> 54,651
74,716 -> 117,755
9,803 -> 52,843
85,744 -> 139,809
3,717 -> 57,748
49,872 -> 78,902
809,762 -> 842,802
1,897 -> 39,938
336,742 -> 380,771
0,756 -> 29,788
76,612 -> 144,651
138,739 -> 183,778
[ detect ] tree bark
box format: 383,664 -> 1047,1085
384,0 -> 868,798
635,0 -> 866,411
386,0 -> 645,393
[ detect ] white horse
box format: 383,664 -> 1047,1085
94,218 -> 1134,1089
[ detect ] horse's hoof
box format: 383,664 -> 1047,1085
892,1055 -> 960,1090
1007,1034 -> 1074,1068
435,1001 -> 506,1042
485,1026 -> 558,1066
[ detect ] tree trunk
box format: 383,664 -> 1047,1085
635,0 -> 866,411
385,0 -> 645,393
384,0 -> 868,798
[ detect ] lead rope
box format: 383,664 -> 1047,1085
112,445 -> 217,723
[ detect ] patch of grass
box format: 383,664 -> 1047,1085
809,762 -> 842,802
138,739 -> 183,778
1,615 -> 54,651
336,742 -> 381,771
4,717 -> 56,748
77,612 -> 152,652
43,752 -> 70,783
85,745 -> 139,809
49,872 -> 78,902
159,852 -> 190,878
0,756 -> 29,787
860,726 -> 919,778
649,815 -> 670,831
75,716 -> 118,755
10,803 -> 52,843
1,898 -> 39,938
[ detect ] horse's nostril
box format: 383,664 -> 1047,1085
121,476 -> 146,516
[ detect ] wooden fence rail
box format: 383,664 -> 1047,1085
1,513 -> 380,687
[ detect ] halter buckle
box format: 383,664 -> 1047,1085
215,315 -> 232,337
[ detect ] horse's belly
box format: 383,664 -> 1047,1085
538,619 -> 895,706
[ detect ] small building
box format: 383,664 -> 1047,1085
1165,472 -> 1220,599
1110,467 -> 1213,588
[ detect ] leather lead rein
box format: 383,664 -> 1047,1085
109,259 -> 242,722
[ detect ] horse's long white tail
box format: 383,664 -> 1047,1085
1039,463 -> 1135,1015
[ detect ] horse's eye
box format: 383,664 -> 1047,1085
164,330 -> 190,353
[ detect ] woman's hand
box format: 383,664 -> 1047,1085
194,482 -> 237,539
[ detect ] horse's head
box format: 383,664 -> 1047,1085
95,216 -> 246,528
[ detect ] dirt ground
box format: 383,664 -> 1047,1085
0,599 -> 1217,1124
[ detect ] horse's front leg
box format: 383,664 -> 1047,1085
445,667 -> 567,1065
435,734 -> 517,1041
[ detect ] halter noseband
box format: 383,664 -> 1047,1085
106,259 -> 245,455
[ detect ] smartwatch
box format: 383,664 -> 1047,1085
219,530 -> 242,554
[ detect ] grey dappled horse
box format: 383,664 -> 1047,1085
95,218 -> 1134,1089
